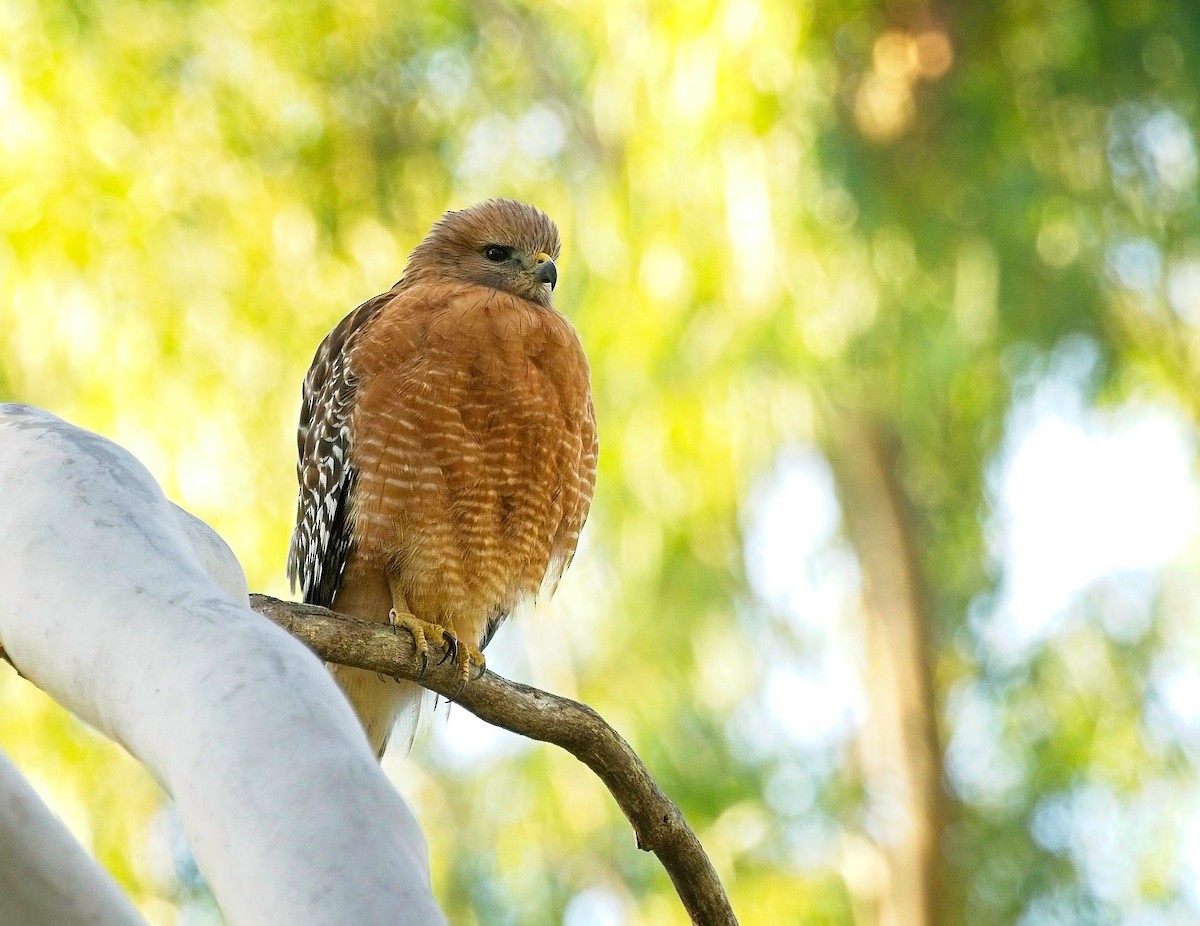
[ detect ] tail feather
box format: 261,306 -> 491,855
329,665 -> 430,758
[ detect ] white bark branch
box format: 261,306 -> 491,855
0,748 -> 146,926
0,405 -> 446,926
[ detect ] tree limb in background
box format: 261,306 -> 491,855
0,749 -> 147,926
825,412 -> 948,926
250,594 -> 741,926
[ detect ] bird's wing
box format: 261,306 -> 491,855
545,387 -> 599,596
287,293 -> 391,607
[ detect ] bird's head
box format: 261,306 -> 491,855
404,199 -> 562,307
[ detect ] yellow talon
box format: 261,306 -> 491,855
389,609 -> 437,677
433,627 -> 485,697
452,651 -> 483,698
387,611 -> 483,690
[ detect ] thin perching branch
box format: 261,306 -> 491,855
249,594 -> 740,926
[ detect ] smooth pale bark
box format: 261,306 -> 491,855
0,404 -> 446,926
0,749 -> 147,926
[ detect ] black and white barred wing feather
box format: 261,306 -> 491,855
287,295 -> 389,608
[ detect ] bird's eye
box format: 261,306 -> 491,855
484,245 -> 511,263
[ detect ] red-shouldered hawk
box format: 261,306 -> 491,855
288,200 -> 597,757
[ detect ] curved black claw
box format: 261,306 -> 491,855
438,629 -> 460,666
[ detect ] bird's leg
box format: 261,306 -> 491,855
386,581 -> 432,678
385,576 -> 483,692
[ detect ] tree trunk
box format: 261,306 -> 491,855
826,414 -> 946,926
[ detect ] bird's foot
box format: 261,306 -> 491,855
389,609 -> 436,677
435,628 -> 486,698
387,611 -> 485,690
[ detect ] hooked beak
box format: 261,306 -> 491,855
532,252 -> 557,291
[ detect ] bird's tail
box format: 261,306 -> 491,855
328,664 -> 431,758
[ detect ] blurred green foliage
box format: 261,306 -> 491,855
3,1 -> 1200,924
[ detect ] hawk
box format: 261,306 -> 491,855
288,200 -> 597,757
